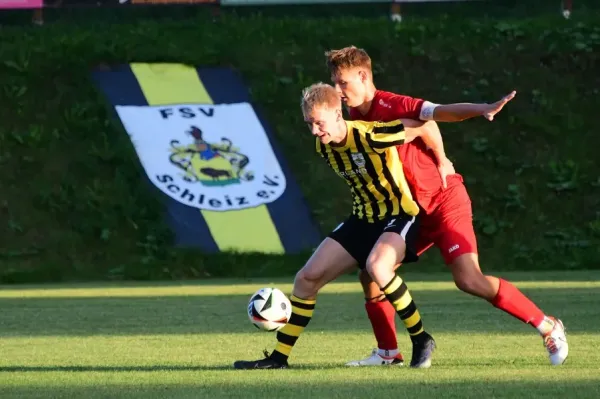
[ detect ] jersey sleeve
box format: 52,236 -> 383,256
360,120 -> 407,153
389,94 -> 425,120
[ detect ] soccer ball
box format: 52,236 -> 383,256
247,287 -> 292,331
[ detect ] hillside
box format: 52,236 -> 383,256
0,10 -> 599,283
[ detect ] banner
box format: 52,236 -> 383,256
0,0 -> 42,8
92,63 -> 322,254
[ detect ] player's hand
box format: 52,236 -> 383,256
438,157 -> 455,189
483,90 -> 516,121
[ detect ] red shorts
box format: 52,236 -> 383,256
415,175 -> 478,264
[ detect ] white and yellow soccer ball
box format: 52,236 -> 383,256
247,287 -> 292,331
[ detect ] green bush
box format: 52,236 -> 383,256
0,10 -> 599,283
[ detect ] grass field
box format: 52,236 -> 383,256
1,270 -> 599,398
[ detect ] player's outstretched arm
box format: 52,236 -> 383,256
421,91 -> 517,122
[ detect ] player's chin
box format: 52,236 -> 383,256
343,98 -> 359,108
318,135 -> 331,144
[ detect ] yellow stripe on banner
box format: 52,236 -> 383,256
130,63 -> 284,254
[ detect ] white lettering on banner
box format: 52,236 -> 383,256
115,102 -> 287,211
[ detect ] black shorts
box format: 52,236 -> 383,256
328,214 -> 420,269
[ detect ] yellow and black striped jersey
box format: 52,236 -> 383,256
316,119 -> 419,222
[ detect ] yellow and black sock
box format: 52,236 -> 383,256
382,275 -> 424,341
269,295 -> 316,364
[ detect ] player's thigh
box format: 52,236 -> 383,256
297,237 -> 358,288
329,216 -> 381,268
429,183 -> 478,265
367,214 -> 420,269
435,213 -> 478,266
387,224 -> 433,273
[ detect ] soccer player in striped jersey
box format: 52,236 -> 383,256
234,82 -> 439,370
324,46 -> 568,367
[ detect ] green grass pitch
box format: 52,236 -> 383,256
1,271 -> 599,398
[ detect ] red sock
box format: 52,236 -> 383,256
491,278 -> 545,327
365,300 -> 398,350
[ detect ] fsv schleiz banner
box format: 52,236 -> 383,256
92,63 -> 321,254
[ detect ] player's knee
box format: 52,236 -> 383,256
294,267 -> 324,296
454,275 -> 479,295
365,253 -> 386,281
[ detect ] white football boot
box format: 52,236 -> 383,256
345,348 -> 404,367
543,317 -> 568,365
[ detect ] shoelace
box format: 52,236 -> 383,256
544,335 -> 558,354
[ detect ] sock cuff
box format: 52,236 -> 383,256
382,275 -> 403,295
365,294 -> 386,302
290,295 -> 316,305
491,278 -> 509,305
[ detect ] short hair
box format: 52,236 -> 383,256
300,82 -> 341,115
324,46 -> 372,75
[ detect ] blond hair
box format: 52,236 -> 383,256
300,82 -> 341,115
324,46 -> 372,75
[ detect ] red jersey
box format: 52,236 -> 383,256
348,90 -> 454,214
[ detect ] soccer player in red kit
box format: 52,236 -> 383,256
324,46 -> 569,367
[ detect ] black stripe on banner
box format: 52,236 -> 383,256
91,65 -> 219,252
198,67 -> 322,253
196,67 -> 249,104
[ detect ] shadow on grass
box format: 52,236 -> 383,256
0,286 -> 598,337
1,380 -> 599,399
0,365 -> 233,372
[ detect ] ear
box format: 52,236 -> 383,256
358,69 -> 368,83
335,108 -> 343,121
